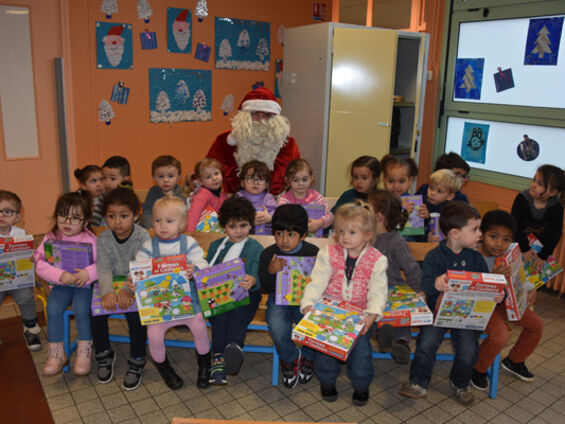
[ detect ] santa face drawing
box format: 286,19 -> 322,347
103,33 -> 125,67
173,18 -> 190,51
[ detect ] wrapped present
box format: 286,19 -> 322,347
379,285 -> 433,327
0,235 -> 34,293
275,256 -> 315,306
91,276 -> 138,316
44,240 -> 93,273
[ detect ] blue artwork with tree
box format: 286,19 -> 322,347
454,58 -> 484,100
524,17 -> 564,66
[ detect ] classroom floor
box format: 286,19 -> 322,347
4,289 -> 565,424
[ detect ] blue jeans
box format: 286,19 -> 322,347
266,293 -> 314,363
0,286 -> 37,327
314,331 -> 374,391
47,285 -> 92,343
409,325 -> 480,389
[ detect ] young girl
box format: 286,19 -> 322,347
369,190 -> 423,364
278,159 -> 333,235
301,201 -> 388,406
186,158 -> 228,232
381,154 -> 419,198
92,188 -> 150,390
34,192 -> 98,376
206,197 -> 264,385
331,156 -> 380,215
511,164 -> 565,272
75,165 -> 105,227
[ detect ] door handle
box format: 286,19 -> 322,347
377,122 -> 390,127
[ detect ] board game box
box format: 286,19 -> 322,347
195,206 -> 222,233
400,195 -> 425,236
254,207 -> 272,235
193,258 -> 248,318
275,256 -> 316,306
0,236 -> 35,293
130,255 -> 195,325
44,239 -> 93,273
495,243 -> 529,321
433,270 -> 507,330
379,285 -> 433,327
291,297 -> 366,361
91,277 -> 138,316
303,204 -> 325,238
525,234 -> 563,289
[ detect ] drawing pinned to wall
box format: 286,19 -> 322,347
110,81 -> 130,104
517,134 -> 540,162
139,30 -> 157,50
461,122 -> 489,164
524,16 -> 564,66
195,42 -> 211,62
137,0 -> 152,23
493,67 -> 515,93
313,3 -> 328,21
195,0 -> 208,22
98,100 -> 115,125
96,22 -> 133,69
275,59 -> 283,98
277,25 -> 285,45
215,17 -> 270,70
454,58 -> 484,100
149,68 -> 211,123
252,81 -> 264,90
221,94 -> 234,116
168,8 -> 191,54
101,0 -> 118,19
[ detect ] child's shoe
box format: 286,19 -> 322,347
73,340 -> 93,375
450,380 -> 474,406
399,382 -> 427,399
501,357 -> 534,382
320,384 -> 338,402
155,356 -> 183,390
196,351 -> 211,389
95,349 -> 115,383
470,368 -> 489,391
43,342 -> 67,376
123,357 -> 146,391
298,356 -> 314,384
209,354 -> 228,385
352,389 -> 369,406
377,324 -> 393,352
23,325 -> 42,351
391,340 -> 410,364
224,342 -> 244,375
281,352 -> 301,389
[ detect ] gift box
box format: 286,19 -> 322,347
525,234 -> 563,289
91,276 -> 138,316
495,243 -> 529,321
400,195 -> 425,236
275,256 -> 316,306
379,285 -> 433,327
0,235 -> 34,293
44,240 -> 93,273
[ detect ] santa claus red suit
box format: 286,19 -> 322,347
207,88 -> 300,195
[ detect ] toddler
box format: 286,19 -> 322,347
75,165 -> 105,226
102,156 -> 132,191
418,152 -> 470,203
381,154 -> 419,198
331,156 -> 380,214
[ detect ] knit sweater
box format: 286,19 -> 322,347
142,185 -> 186,228
278,189 -> 334,228
186,187 -> 228,232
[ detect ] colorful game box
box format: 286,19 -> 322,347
130,255 -> 195,325
193,258 -> 249,318
275,256 -> 316,306
495,243 -> 529,321
0,236 -> 35,293
433,270 -> 507,330
303,204 -> 325,238
195,205 -> 222,233
91,277 -> 138,316
254,207 -> 272,235
525,234 -> 563,289
292,297 -> 366,361
379,285 -> 433,327
400,195 -> 425,237
44,240 -> 93,273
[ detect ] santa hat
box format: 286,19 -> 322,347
239,87 -> 281,115
107,25 -> 124,37
176,9 -> 189,22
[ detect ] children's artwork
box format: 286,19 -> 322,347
460,121 -> 489,164
96,22 -> 133,69
168,8 -> 191,53
275,256 -> 316,306
193,258 -> 248,318
379,285 -> 433,327
277,25 -> 285,45
495,243 -> 528,321
110,82 -> 130,104
98,99 -> 115,124
292,297 -> 366,361
493,67 -> 515,93
221,94 -> 234,116
130,255 -> 194,325
454,58 -> 484,100
101,0 -> 118,19
137,0 -> 152,23
195,43 -> 211,62
139,30 -> 157,50
516,134 -> 540,162
194,0 -> 208,22
215,17 -> 270,71
400,195 -> 425,236
0,236 -> 34,293
251,81 -> 264,90
91,277 -> 138,316
312,3 -> 328,21
149,68 -> 212,123
44,240 -> 94,273
195,205 -> 222,232
525,234 -> 563,289
275,59 -> 283,98
303,204 -> 325,238
524,17 -> 564,66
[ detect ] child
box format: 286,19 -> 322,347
0,190 -> 42,351
206,197 -> 263,385
186,158 -> 227,232
399,201 -> 486,406
420,152 -> 470,203
278,159 -> 333,234
92,188 -> 150,390
142,155 -> 185,229
369,190 -> 422,364
381,154 -> 419,198
301,201 -> 388,406
235,160 -> 276,234
34,192 -> 98,376
258,204 -> 319,388
471,210 -> 543,390
135,196 -> 211,390
75,165 -> 105,227
102,156 -> 132,191
331,156 -> 380,214
511,164 -> 565,272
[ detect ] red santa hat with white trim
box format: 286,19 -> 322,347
176,9 -> 189,22
107,25 -> 125,37
238,87 -> 281,116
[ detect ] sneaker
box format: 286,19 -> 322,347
123,357 -> 146,391
154,357 -> 183,390
450,380 -> 474,406
281,352 -> 301,389
399,382 -> 427,399
95,349 -> 115,384
391,340 -> 410,365
209,354 -> 228,386
23,329 -> 42,352
352,390 -> 369,406
224,343 -> 243,375
73,340 -> 92,376
501,357 -> 534,382
377,324 -> 394,352
470,368 -> 489,391
321,385 -> 338,402
298,357 -> 314,384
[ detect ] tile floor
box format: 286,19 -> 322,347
29,290 -> 565,424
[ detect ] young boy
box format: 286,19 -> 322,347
102,156 -> 132,191
259,204 -> 318,388
0,190 -> 42,351
399,201 -> 486,406
142,155 -> 186,229
471,210 -> 543,390
434,151 -> 470,202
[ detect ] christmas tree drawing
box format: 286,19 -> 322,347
531,26 -> 552,58
460,65 -> 476,93
98,100 -> 115,124
237,29 -> 250,48
219,39 -> 232,61
221,94 -> 234,115
256,38 -> 269,61
175,80 -> 190,103
193,89 -> 206,112
137,0 -> 152,23
195,0 -> 208,22
101,0 -> 118,19
156,91 -> 171,113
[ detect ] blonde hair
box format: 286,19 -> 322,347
429,169 -> 462,194
185,158 -> 223,195
334,200 -> 376,244
153,195 -> 187,221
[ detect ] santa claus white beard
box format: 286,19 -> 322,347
232,113 -> 291,170
104,44 -> 124,67
174,29 -> 190,51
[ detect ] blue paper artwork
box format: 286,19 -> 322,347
215,17 -> 270,70
110,83 -> 130,104
461,122 -> 489,164
493,67 -> 515,93
195,43 -> 211,62
149,68 -> 212,123
96,22 -> 133,69
167,8 -> 192,54
140,31 -> 157,50
454,58 -> 484,100
524,17 -> 564,66
275,59 -> 283,98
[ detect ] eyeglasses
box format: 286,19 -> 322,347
0,209 -> 17,217
454,172 -> 469,180
244,177 -> 267,184
56,214 -> 84,225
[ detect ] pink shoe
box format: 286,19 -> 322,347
73,340 -> 92,376
43,343 -> 67,376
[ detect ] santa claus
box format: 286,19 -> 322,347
103,25 -> 126,67
207,87 -> 300,195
